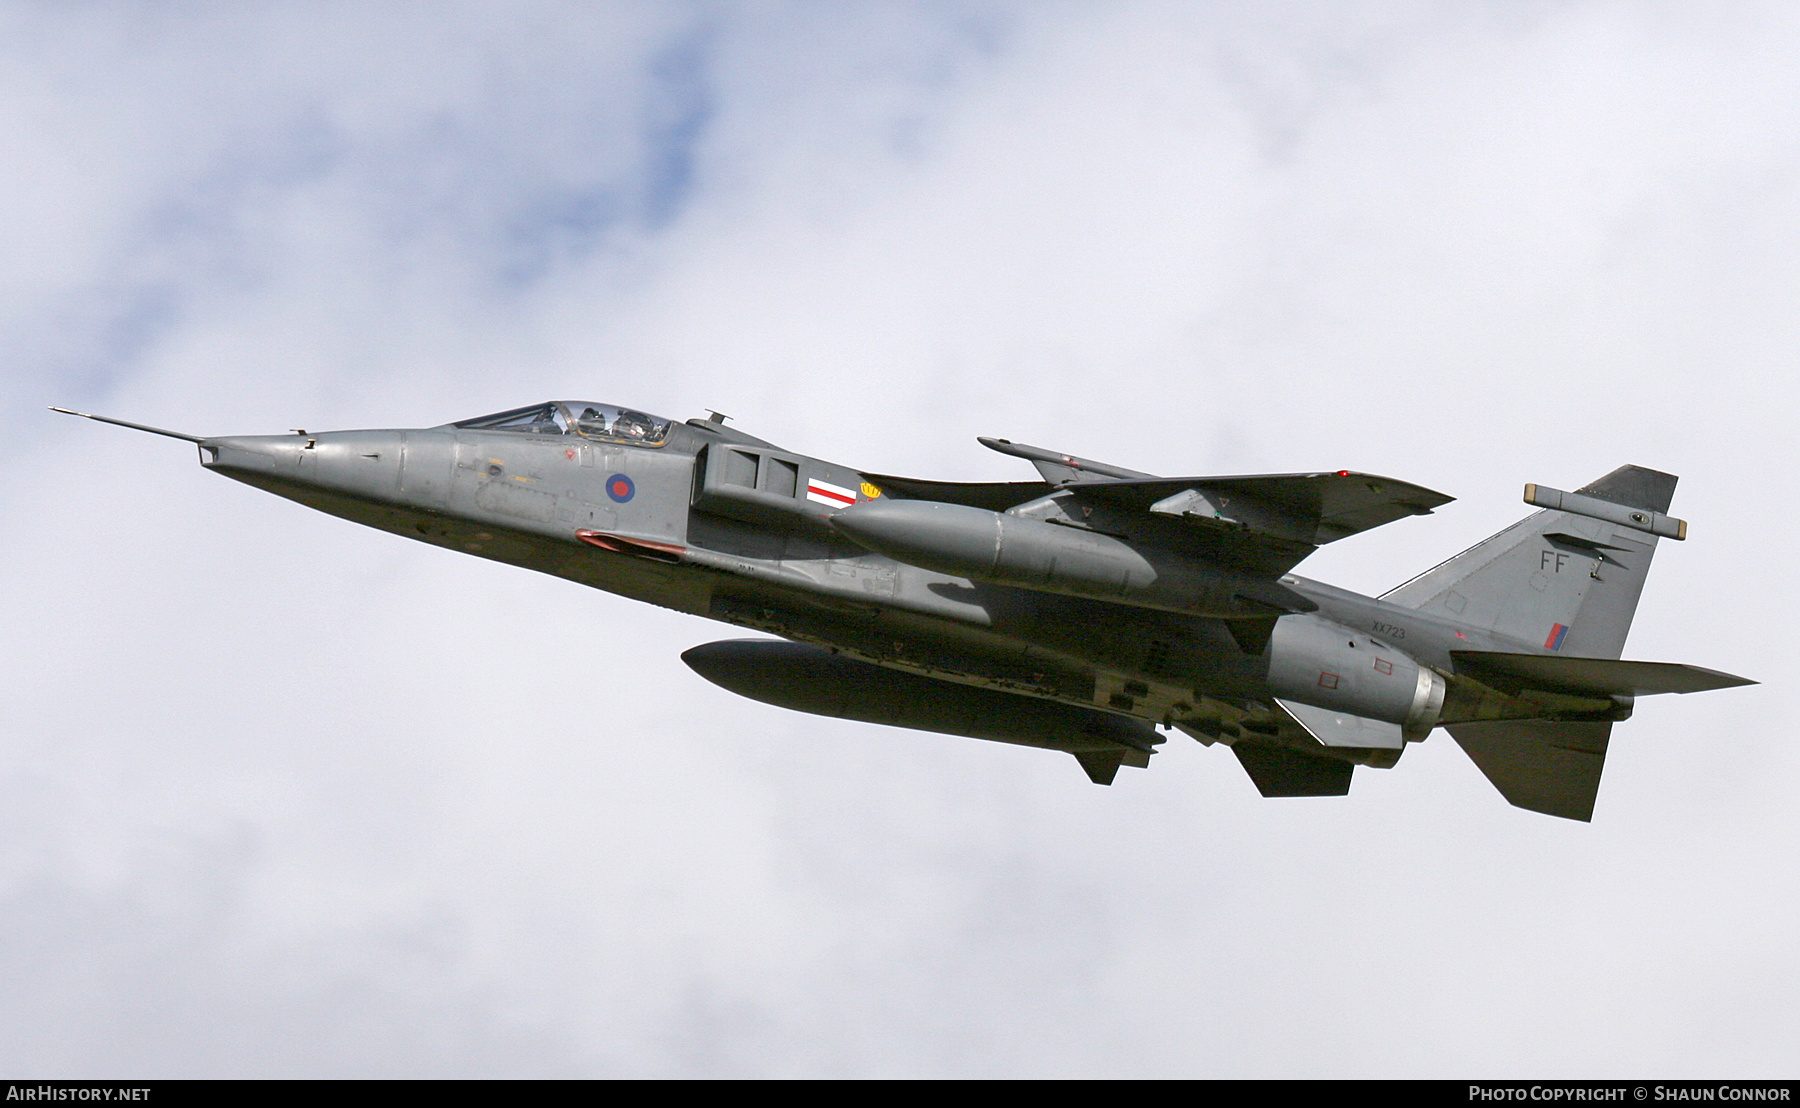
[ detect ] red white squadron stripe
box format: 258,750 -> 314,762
806,478 -> 857,509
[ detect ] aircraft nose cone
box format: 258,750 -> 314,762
202,430 -> 408,504
827,499 -> 1003,574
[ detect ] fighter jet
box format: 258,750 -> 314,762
52,400 -> 1753,821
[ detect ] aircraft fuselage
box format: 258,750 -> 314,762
201,416 -> 1518,745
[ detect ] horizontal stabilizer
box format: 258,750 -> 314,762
1451,651 -> 1755,697
1231,739 -> 1355,797
1275,700 -> 1405,750
1450,720 -> 1613,822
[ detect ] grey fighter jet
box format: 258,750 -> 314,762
53,400 -> 1754,821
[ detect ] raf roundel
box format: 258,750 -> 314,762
605,473 -> 635,503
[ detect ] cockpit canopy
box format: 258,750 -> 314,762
452,402 -> 673,446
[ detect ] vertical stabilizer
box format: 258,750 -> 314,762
1385,466 -> 1678,820
1381,465 -> 1675,659
1447,720 -> 1613,821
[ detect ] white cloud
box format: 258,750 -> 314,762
0,1 -> 1793,1076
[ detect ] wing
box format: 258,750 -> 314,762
1067,471 -> 1452,577
1074,471 -> 1454,544
877,438 -> 1452,578
859,473 -> 1051,512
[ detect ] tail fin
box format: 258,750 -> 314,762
1385,465 -> 1677,820
1446,720 -> 1612,821
1381,465 -> 1677,658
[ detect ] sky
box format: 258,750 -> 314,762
1,0 -> 1794,1078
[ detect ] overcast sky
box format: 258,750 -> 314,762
1,1 -> 1794,1078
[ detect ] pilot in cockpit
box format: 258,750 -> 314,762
613,410 -> 654,440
